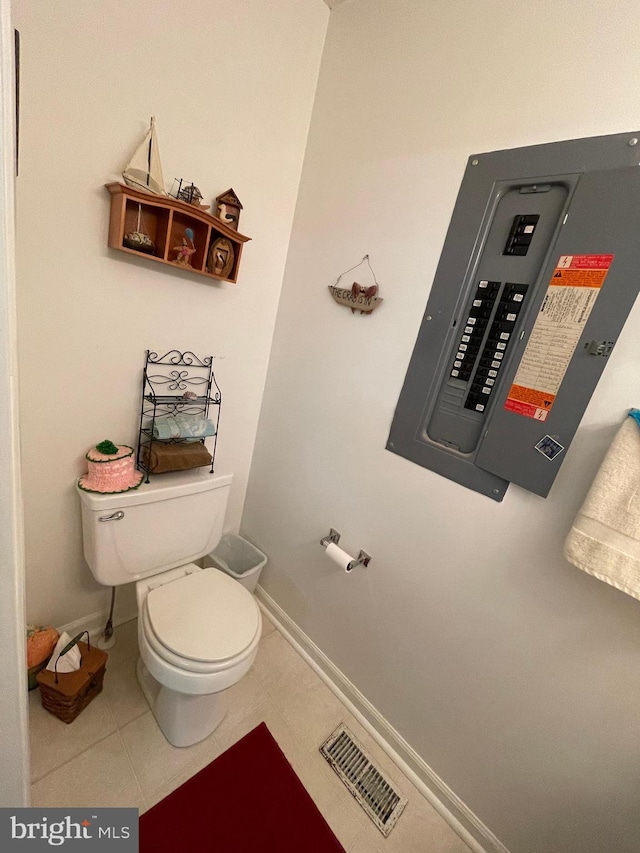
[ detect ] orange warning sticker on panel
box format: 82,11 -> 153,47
506,385 -> 556,409
504,254 -> 613,420
504,399 -> 551,421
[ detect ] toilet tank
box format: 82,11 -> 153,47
77,470 -> 232,586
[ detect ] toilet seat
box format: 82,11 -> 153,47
142,568 -> 261,674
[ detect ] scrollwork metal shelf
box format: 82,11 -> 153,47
136,349 -> 221,482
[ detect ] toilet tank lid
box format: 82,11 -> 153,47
146,568 -> 260,663
76,470 -> 233,511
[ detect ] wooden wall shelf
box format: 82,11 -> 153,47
105,182 -> 251,283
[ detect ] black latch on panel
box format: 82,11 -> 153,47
585,340 -> 615,357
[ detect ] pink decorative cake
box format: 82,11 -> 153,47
78,440 -> 143,494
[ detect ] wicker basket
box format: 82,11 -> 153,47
28,660 -> 48,691
36,637 -> 108,724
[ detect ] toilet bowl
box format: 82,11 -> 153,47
76,470 -> 262,747
135,563 -> 261,746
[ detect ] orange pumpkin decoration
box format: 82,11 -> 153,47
26,626 -> 59,669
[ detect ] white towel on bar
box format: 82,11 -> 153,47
564,414 -> 640,601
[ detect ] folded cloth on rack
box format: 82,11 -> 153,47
147,414 -> 217,441
564,411 -> 640,601
141,440 -> 212,474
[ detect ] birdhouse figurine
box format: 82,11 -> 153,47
215,188 -> 243,231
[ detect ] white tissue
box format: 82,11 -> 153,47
45,632 -> 82,673
325,542 -> 354,572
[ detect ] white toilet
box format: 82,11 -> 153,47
76,470 -> 262,747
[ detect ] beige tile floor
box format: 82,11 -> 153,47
29,614 -> 471,853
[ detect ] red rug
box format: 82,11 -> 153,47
140,722 -> 346,852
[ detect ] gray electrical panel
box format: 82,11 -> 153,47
387,131 -> 640,501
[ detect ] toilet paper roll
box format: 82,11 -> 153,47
325,542 -> 354,572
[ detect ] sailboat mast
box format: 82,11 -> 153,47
146,137 -> 152,187
146,116 -> 155,188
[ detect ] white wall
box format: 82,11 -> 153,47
242,2 -> 640,852
0,0 -> 29,807
12,0 -> 328,627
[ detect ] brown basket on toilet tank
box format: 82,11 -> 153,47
36,632 -> 108,724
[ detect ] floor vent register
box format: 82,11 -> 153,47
320,723 -> 407,836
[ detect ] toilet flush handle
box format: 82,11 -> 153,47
98,511 -> 125,522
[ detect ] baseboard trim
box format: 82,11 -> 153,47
256,585 -> 510,853
57,607 -> 137,644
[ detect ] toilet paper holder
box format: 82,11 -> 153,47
320,528 -> 341,547
320,528 -> 371,571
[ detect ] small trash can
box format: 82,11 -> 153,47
204,532 -> 267,593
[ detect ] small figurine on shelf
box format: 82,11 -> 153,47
123,116 -> 167,197
215,188 -> 242,231
206,236 -> 234,279
123,204 -> 155,255
171,179 -> 210,210
173,228 -> 196,266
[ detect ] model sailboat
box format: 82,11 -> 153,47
121,117 -> 166,254
122,116 -> 166,196
123,204 -> 155,254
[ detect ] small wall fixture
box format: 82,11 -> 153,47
320,528 -> 371,572
328,255 -> 383,315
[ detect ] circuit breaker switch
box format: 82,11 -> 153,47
503,214 -> 540,256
